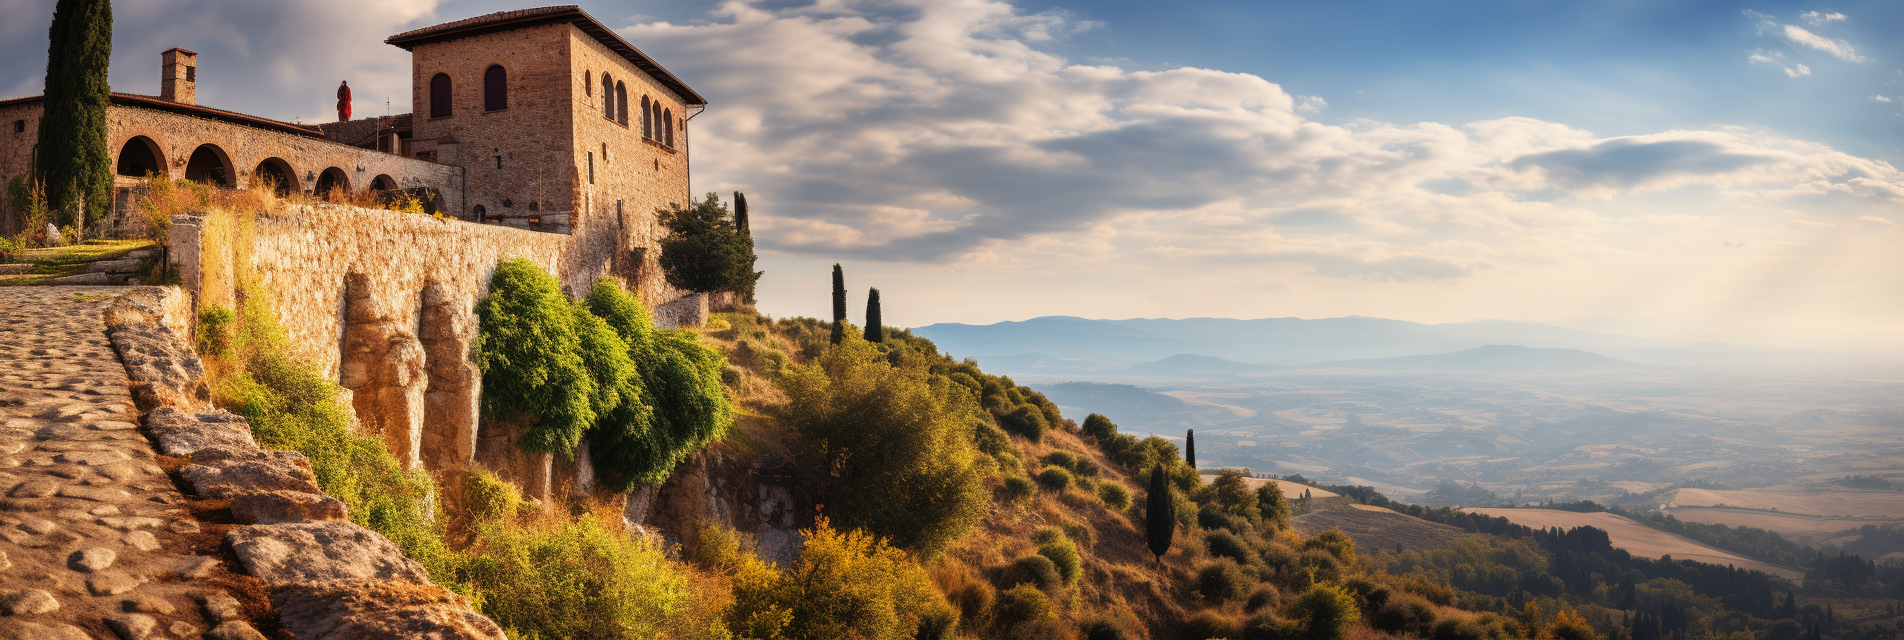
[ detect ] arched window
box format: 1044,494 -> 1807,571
640,95 -> 652,139
473,204 -> 487,222
484,65 -> 507,111
429,73 -> 452,118
583,70 -> 592,96
601,74 -> 614,120
616,82 -> 629,126
663,108 -> 673,147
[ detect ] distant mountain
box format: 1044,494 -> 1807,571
1124,354 -> 1285,377
910,315 -> 1830,375
1302,345 -> 1655,373
969,353 -> 1122,375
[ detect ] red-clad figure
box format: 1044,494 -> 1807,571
336,81 -> 352,122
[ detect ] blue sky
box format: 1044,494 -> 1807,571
2,0 -> 1900,348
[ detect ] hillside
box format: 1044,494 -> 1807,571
1467,508 -> 1803,579
1304,345 -> 1655,373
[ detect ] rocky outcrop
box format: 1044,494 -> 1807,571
419,283 -> 481,507
99,287 -> 504,639
628,448 -> 810,568
339,273 -> 428,470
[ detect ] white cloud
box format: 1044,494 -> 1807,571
1779,24 -> 1866,62
1788,63 -> 1812,77
1800,10 -> 1846,26
1879,95 -> 1894,103
1295,95 -> 1327,113
1747,48 -> 1811,77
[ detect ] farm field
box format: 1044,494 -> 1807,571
1662,506 -> 1903,543
1293,504 -> 1464,552
1468,508 -> 1803,579
1663,488 -> 1904,518
1200,474 -> 1340,500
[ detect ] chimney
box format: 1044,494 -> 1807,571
161,48 -> 197,105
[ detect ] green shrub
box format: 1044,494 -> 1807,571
463,510 -> 693,639
1245,585 -> 1281,613
728,517 -> 953,640
1034,530 -> 1082,584
1081,617 -> 1129,640
1186,610 -> 1237,640
1082,413 -> 1118,441
657,192 -> 759,298
1197,559 -> 1252,602
1000,554 -> 1063,593
475,258 -> 596,452
1040,451 -> 1078,470
1370,592 -> 1437,636
584,278 -> 732,490
464,470 -> 524,525
1289,584 -> 1360,640
1073,457 -> 1099,477
195,305 -> 235,357
1098,482 -> 1131,510
778,337 -> 988,556
1206,529 -> 1257,565
1036,465 -> 1073,491
1002,476 -> 1035,504
996,403 -> 1048,441
1243,613 -> 1302,640
991,585 -> 1054,629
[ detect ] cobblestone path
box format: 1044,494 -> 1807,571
0,288 -> 262,639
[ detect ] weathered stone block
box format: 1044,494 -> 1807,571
229,489 -> 349,524
272,580 -> 505,640
226,522 -> 431,586
144,406 -> 259,456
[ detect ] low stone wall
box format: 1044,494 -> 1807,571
103,288 -> 504,639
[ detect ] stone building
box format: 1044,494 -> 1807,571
0,4 -> 705,306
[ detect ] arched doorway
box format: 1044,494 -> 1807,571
370,175 -> 397,192
314,167 -> 349,200
114,136 -> 166,178
183,144 -> 233,187
254,158 -> 296,196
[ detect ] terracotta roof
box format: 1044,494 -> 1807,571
0,93 -> 321,137
385,5 -> 705,106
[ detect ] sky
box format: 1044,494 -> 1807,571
2,0 -> 1901,349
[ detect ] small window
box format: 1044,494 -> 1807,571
602,74 -> 614,120
185,66 -> 196,82
484,65 -> 507,111
587,152 -> 594,184
640,96 -> 651,139
11,120 -> 23,133
663,108 -> 673,147
616,199 -> 624,228
495,155 -> 503,170
584,70 -> 592,96
473,204 -> 487,222
602,142 -> 608,161
616,82 -> 629,126
429,73 -> 452,118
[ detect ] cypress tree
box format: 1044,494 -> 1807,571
830,264 -> 846,344
1145,463 -> 1174,562
863,288 -> 883,342
1185,429 -> 1196,469
733,191 -> 749,235
37,0 -> 114,230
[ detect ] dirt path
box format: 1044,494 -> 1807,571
0,287 -> 265,639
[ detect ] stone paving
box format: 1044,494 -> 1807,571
0,287 -> 265,639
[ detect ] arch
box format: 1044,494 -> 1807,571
114,136 -> 165,178
484,65 -> 508,111
253,158 -> 297,196
640,95 -> 651,138
663,108 -> 674,147
602,74 -> 615,120
616,82 -> 628,126
314,167 -> 350,199
472,204 -> 487,223
429,73 -> 452,118
183,144 -> 234,187
370,174 -> 397,192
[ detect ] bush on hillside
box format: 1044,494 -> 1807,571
1206,529 -> 1257,565
474,258 -> 596,452
727,517 -> 954,640
1197,559 -> 1252,602
1002,476 -> 1035,505
583,278 -> 732,490
1186,611 -> 1237,640
462,508 -> 694,639
991,584 -> 1054,629
1082,413 -> 1118,441
1000,554 -> 1064,594
1289,584 -> 1361,640
1037,465 -> 1073,491
778,336 -> 989,556
1034,529 -> 1082,584
1097,482 -> 1131,510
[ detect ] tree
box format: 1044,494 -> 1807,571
1258,481 -> 1290,530
1185,429 -> 1196,469
1081,413 -> 1117,441
863,288 -> 883,342
474,258 -> 597,453
657,192 -> 758,298
1145,463 -> 1174,562
733,191 -> 749,235
830,263 -> 846,345
37,0 -> 113,229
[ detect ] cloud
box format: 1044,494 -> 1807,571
1747,49 -> 1810,77
620,0 -> 1903,272
1800,10 -> 1846,26
1778,24 -> 1866,62
1879,96 -> 1895,103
